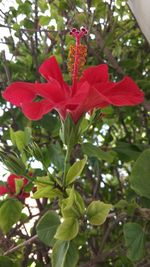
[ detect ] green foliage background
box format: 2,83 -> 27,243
0,0 -> 150,266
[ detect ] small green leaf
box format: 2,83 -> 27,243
15,178 -> 23,195
123,223 -> 145,262
39,15 -> 51,26
10,127 -> 16,146
66,157 -> 87,185
60,114 -> 75,146
87,201 -> 112,225
61,199 -> 79,219
0,199 -> 23,233
15,131 -> 27,151
130,149 -> 150,199
0,151 -> 26,176
115,199 -> 128,209
36,211 -> 60,246
73,190 -> 85,216
27,142 -> 43,161
35,176 -> 52,189
61,188 -> 85,218
60,114 -> 83,149
55,217 -> 79,241
32,185 -> 52,199
32,186 -> 62,199
10,127 -> 31,152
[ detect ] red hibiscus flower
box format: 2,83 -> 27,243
0,174 -> 30,200
2,28 -> 144,123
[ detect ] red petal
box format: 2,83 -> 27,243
39,56 -> 64,85
2,82 -> 36,106
34,82 -> 66,103
22,99 -> 53,120
70,81 -> 90,105
68,82 -> 109,122
7,174 -> 17,193
98,77 -> 144,106
81,64 -> 109,84
0,185 -> 8,195
23,178 -> 29,186
56,82 -> 90,121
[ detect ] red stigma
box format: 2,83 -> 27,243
70,27 -> 88,44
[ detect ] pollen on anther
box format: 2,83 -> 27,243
68,44 -> 87,80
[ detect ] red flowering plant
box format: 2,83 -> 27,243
0,174 -> 30,200
0,25 -> 147,266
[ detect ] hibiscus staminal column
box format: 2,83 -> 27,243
68,27 -> 88,90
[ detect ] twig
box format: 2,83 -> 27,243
94,27 -> 124,76
0,23 -> 67,34
3,234 -> 38,256
1,50 -> 11,83
80,248 -> 117,267
34,0 -> 39,80
99,212 -> 126,252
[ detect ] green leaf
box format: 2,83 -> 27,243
115,199 -> 128,209
61,188 -> 85,218
66,157 -> 87,185
55,217 -> 79,241
73,190 -> 85,216
0,199 -> 23,233
2,154 -> 26,175
39,0 -> 48,12
10,127 -> 31,152
130,149 -> 150,199
10,127 -> 16,146
39,16 -> 51,26
123,223 -> 145,262
32,186 -> 62,200
63,241 -> 79,267
114,141 -> 141,162
15,131 -> 27,151
0,256 -> 15,267
49,142 -> 65,170
87,201 -> 112,225
36,211 -> 60,246
60,114 -> 83,149
35,176 -> 52,189
60,114 -> 75,146
82,143 -> 116,163
52,241 -> 79,267
61,197 -> 79,219
32,186 -> 52,199
27,142 -> 47,167
18,1 -> 31,15
52,240 -> 69,267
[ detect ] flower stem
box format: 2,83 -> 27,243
63,145 -> 71,186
